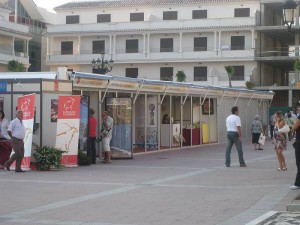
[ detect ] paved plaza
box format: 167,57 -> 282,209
1,138 -> 300,225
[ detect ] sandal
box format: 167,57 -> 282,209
278,168 -> 283,171
282,167 -> 288,171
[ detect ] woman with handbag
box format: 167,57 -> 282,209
273,111 -> 288,171
251,115 -> 263,150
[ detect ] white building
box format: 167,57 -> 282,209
45,0 -> 260,87
0,2 -> 31,71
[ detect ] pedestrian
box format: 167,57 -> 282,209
4,110 -> 26,172
291,106 -> 300,190
272,111 -> 287,171
101,111 -> 113,164
285,112 -> 296,141
0,110 -> 10,140
251,115 -> 263,150
269,113 -> 275,139
88,108 -> 97,164
225,106 -> 246,167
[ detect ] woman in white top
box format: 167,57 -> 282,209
0,110 -> 10,139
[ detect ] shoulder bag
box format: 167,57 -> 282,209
278,124 -> 290,134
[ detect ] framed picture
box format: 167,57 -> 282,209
202,99 -> 214,115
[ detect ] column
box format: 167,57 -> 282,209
14,0 -> 18,23
51,37 -> 54,55
77,36 -> 81,54
260,3 -> 265,26
46,37 -> 49,56
109,35 -> 112,54
289,90 -> 293,107
113,35 -> 116,54
12,36 -> 15,55
213,31 -> 217,52
147,33 -> 150,58
26,40 -> 29,57
251,30 -> 255,49
179,32 -> 182,53
218,31 -> 222,52
143,33 -> 146,54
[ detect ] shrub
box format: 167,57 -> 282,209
33,145 -> 66,171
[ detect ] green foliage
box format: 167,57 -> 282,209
294,60 -> 300,72
245,81 -> 255,90
33,144 -> 66,171
7,60 -> 25,72
225,66 -> 235,88
77,150 -> 91,166
176,70 -> 186,82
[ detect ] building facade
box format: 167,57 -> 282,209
46,0 -> 259,88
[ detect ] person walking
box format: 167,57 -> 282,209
291,106 -> 300,190
269,113 -> 275,139
251,115 -> 263,150
88,108 -> 97,164
101,111 -> 113,164
4,110 -> 26,172
273,111 -> 287,171
225,106 -> 246,167
285,112 -> 296,141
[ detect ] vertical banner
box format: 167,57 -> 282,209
55,96 -> 81,167
11,94 -> 36,170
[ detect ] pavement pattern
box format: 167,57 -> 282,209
0,137 -> 300,225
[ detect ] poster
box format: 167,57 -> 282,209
10,94 -> 36,170
79,95 -> 89,151
55,95 -> 81,167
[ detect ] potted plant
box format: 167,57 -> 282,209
245,81 -> 255,90
33,144 -> 66,171
176,70 -> 186,82
7,60 -> 25,72
225,66 -> 235,88
294,59 -> 300,72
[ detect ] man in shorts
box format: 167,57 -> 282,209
101,111 -> 113,164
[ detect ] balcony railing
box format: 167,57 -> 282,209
255,46 -> 300,58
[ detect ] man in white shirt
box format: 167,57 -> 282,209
5,110 -> 26,172
225,106 -> 246,167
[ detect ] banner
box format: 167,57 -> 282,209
55,96 -> 81,167
11,94 -> 36,170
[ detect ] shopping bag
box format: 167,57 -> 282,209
258,133 -> 265,145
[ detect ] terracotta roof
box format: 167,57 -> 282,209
54,0 -> 245,10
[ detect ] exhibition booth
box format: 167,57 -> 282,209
0,72 -> 274,161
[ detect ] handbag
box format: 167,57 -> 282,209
278,124 -> 290,134
258,133 -> 265,145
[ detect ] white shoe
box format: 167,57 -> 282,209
290,185 -> 300,190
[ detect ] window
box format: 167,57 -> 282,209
130,12 -> 144,21
194,37 -> 207,51
126,68 -> 138,78
66,15 -> 79,24
192,10 -> 207,19
232,66 -> 244,81
234,8 -> 250,17
160,38 -> 173,52
163,11 -> 178,20
231,36 -> 245,50
97,14 -> 111,23
126,39 -> 139,53
160,67 -> 173,81
93,40 -> 105,54
194,67 -> 207,81
61,41 -> 73,55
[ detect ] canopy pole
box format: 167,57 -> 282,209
234,92 -> 241,106
247,93 -> 254,107
218,90 -> 226,107
160,86 -> 169,105
100,80 -> 110,103
201,89 -> 210,105
182,87 -> 190,105
259,97 -> 264,107
133,80 -> 144,105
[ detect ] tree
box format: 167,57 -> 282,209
7,60 -> 25,72
225,66 -> 235,88
176,70 -> 186,82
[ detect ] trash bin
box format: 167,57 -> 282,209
202,123 -> 209,144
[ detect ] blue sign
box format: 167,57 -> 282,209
0,82 -> 7,92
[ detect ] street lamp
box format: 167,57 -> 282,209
282,0 -> 298,32
91,52 -> 114,74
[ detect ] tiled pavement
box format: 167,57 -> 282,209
0,138 -> 300,225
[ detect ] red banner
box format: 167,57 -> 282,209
18,94 -> 35,120
58,96 -> 80,119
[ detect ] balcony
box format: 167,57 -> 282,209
46,17 -> 256,34
0,44 -> 29,64
0,20 -> 29,34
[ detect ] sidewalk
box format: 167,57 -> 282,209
0,137 -> 300,225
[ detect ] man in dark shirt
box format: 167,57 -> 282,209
291,106 -> 300,190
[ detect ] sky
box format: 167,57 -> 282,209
33,0 -> 86,12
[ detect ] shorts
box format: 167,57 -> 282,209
103,137 -> 111,152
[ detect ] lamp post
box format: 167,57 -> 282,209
91,52 -> 114,74
282,0 -> 298,32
